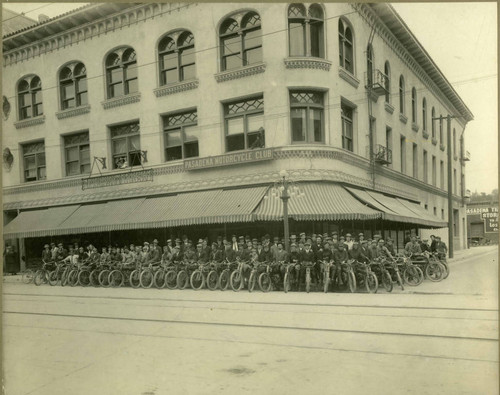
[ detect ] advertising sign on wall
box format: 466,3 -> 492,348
480,207 -> 498,233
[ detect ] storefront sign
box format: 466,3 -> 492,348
184,148 -> 273,170
480,207 -> 498,233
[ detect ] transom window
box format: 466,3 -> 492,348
22,141 -> 46,182
338,18 -> 353,73
290,91 -> 324,143
110,122 -> 141,169
224,97 -> 264,152
399,75 -> 405,114
17,75 -> 43,120
341,103 -> 354,152
64,131 -> 90,176
158,31 -> 195,85
288,4 -> 324,58
219,12 -> 262,71
105,47 -> 138,99
59,62 -> 88,110
163,110 -> 199,161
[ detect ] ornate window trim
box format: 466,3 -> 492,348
399,113 -> 408,124
338,67 -> 359,88
411,122 -> 419,132
384,102 -> 394,114
101,92 -> 141,110
14,115 -> 46,129
423,130 -> 429,139
432,137 -> 438,146
215,62 -> 266,83
284,58 -> 332,71
440,144 -> 446,152
56,104 -> 91,119
154,79 -> 199,97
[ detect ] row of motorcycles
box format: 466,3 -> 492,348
25,251 -> 448,294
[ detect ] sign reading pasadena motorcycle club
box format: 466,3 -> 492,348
184,148 -> 274,170
467,207 -> 499,233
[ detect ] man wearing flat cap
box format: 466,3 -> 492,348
42,244 -> 52,262
345,234 -> 354,250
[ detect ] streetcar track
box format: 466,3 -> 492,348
4,322 -> 498,364
4,310 -> 498,342
4,297 -> 497,322
4,292 -> 497,312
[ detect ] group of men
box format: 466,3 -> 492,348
40,232 -> 448,289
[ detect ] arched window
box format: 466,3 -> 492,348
384,61 -> 390,103
431,107 -> 436,139
17,75 -> 43,120
105,47 -> 138,99
399,75 -> 405,114
422,98 -> 427,131
219,11 -> 262,71
411,87 -> 417,123
288,4 -> 324,58
158,31 -> 195,85
338,18 -> 353,73
59,62 -> 88,110
366,44 -> 374,86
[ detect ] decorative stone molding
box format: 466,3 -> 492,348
14,115 -> 46,129
351,3 -> 471,124
453,155 -> 458,161
367,90 -> 379,103
432,137 -> 438,146
440,144 -> 446,152
215,63 -> 266,83
3,3 -> 193,66
82,168 -> 153,190
338,67 -> 360,88
384,102 -> 394,114
284,58 -> 332,71
422,131 -> 429,139
153,79 -> 199,97
399,113 -> 408,124
411,122 -> 419,132
101,92 -> 141,110
55,105 -> 91,120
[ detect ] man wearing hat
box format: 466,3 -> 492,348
270,236 -> 280,259
368,240 -> 379,260
258,243 -> 273,263
100,246 -> 111,264
419,238 -> 430,253
298,241 -> 316,289
435,236 -> 448,260
195,243 -> 209,263
312,235 -> 323,254
377,239 -> 394,260
299,232 -> 306,244
56,243 -> 68,260
386,238 -> 396,256
333,243 -> 348,287
183,241 -> 196,262
42,244 -> 52,262
210,242 -> 224,262
405,236 -> 422,256
231,235 -> 239,251
149,241 -> 161,263
164,239 -> 174,254
224,242 -> 237,262
50,242 -> 58,261
171,245 -> 183,264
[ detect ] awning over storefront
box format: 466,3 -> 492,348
4,186 -> 268,238
3,205 -> 80,238
345,187 -> 446,228
254,183 -> 381,221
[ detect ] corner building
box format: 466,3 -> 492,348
2,3 -> 473,269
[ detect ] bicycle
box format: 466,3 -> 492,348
190,261 -> 211,290
177,260 -> 196,290
140,261 -> 161,288
34,260 -> 53,286
370,258 -> 393,292
282,261 -> 296,293
218,260 -> 233,291
257,262 -> 272,292
340,260 -> 357,293
320,260 -> 333,293
153,262 -> 171,289
230,260 -> 246,292
399,253 -> 424,286
384,257 -> 404,291
414,252 -> 444,282
354,260 -> 378,293
47,261 -> 67,286
302,261 -> 316,293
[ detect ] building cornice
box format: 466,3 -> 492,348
284,58 -> 332,72
55,104 -> 91,119
352,3 -> 469,126
14,115 -> 46,129
214,63 -> 266,83
153,79 -> 199,97
3,3 -> 195,66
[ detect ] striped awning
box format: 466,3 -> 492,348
254,183 -> 381,221
3,205 -> 80,238
346,187 -> 446,228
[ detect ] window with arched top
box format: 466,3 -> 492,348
338,18 -> 353,73
411,87 -> 417,123
384,61 -> 390,103
399,75 -> 405,114
422,98 -> 427,131
105,47 -> 138,99
17,75 -> 43,120
431,107 -> 436,139
219,11 -> 262,71
158,30 -> 195,85
288,3 -> 324,58
366,44 -> 374,86
59,62 -> 88,110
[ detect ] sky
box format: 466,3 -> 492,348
2,2 -> 498,194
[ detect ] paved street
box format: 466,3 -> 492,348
2,246 -> 498,395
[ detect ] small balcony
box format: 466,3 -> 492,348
373,144 -> 392,165
365,69 -> 389,97
462,150 -> 471,161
